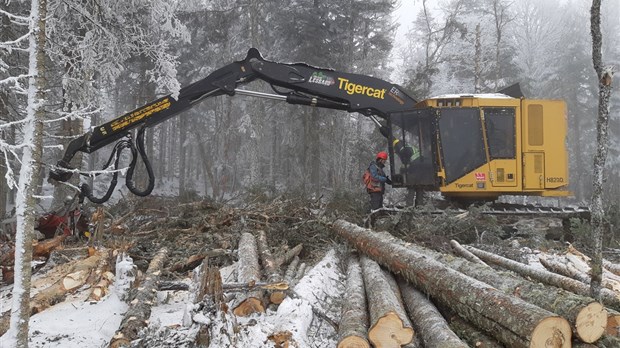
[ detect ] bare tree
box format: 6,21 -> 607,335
589,0 -> 615,300
484,0 -> 514,90
5,0 -> 47,346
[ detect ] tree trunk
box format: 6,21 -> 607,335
333,220 -> 572,348
6,0 -> 47,345
360,256 -> 414,347
589,0 -> 614,301
463,244 -> 620,311
337,253 -> 370,348
232,232 -> 265,316
398,279 -> 468,348
110,247 -> 168,348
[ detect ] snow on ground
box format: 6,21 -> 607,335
141,248 -> 345,348
0,253 -> 135,348
25,288 -> 127,348
0,248 -> 346,348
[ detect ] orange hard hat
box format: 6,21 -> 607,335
376,151 -> 388,160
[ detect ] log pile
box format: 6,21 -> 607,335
11,195 -> 620,348
344,220 -> 575,345
103,206 -> 620,347
0,248 -> 113,337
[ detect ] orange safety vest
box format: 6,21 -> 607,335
363,162 -> 384,193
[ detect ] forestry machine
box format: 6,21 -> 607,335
48,48 -> 584,218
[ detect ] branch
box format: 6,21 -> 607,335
0,30 -> 32,48
0,9 -> 31,23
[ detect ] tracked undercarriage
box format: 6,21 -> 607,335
365,200 -> 590,229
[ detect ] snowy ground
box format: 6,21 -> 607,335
0,249 -> 345,348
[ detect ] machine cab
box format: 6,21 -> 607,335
387,94 -> 570,200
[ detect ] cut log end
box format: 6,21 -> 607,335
575,302 -> 607,343
529,316 -> 571,348
337,335 -> 370,348
368,312 -> 414,348
606,313 -> 620,336
270,291 -> 286,305
232,297 -> 265,317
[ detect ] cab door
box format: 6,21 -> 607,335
483,107 -> 518,188
388,109 -> 438,188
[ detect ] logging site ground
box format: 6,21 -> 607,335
1,193 -> 619,348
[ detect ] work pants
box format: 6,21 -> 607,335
369,192 -> 383,211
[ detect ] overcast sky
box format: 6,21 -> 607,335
394,0 -> 420,42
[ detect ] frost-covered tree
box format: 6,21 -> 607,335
589,0 -> 615,300
1,0 -> 47,345
510,0 -> 566,97
401,0 -> 470,98
43,0 -> 189,206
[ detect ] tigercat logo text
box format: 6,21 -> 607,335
456,183 -> 474,189
110,98 -> 171,132
338,77 -> 386,99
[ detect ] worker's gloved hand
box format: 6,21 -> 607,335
385,177 -> 393,185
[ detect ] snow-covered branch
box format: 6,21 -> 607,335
0,9 -> 31,24
41,106 -> 101,124
0,30 -> 32,48
0,74 -> 30,86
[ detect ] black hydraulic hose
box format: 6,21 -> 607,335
125,126 -> 155,197
79,140 -> 134,204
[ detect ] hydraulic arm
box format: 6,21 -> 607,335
49,48 -> 417,203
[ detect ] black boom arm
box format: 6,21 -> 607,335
49,48 -> 417,202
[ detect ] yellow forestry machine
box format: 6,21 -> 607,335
47,48 -> 587,219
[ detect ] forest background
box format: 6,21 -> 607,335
1,0 -> 619,217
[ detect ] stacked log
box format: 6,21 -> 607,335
270,249 -> 341,348
332,219 -> 572,348
462,244 -> 620,311
26,250 -> 107,313
539,246 -> 620,294
397,279 -> 468,348
232,232 -> 265,316
444,311 -> 504,348
377,231 -> 609,344
444,241 -> 607,343
110,247 -> 168,348
360,256 -> 414,347
337,253 -> 370,348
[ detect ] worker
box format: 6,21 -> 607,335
364,151 -> 392,211
393,138 -> 420,165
